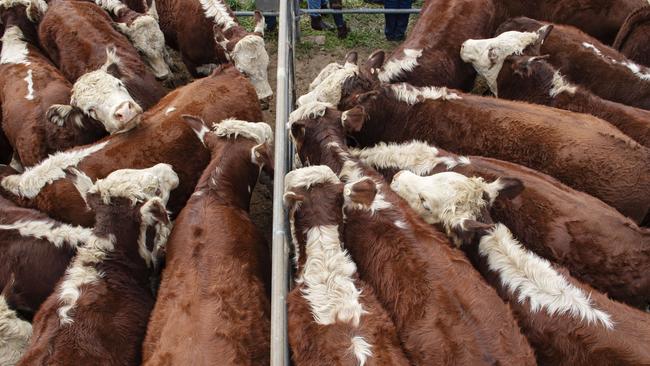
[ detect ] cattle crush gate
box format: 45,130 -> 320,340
237,2 -> 421,365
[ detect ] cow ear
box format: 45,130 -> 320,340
344,51 -> 358,66
341,105 -> 366,133
460,219 -> 495,237
213,25 -> 229,48
494,177 -> 524,199
290,120 -> 306,142
103,46 -> 123,79
509,55 -> 532,77
363,50 -> 385,77
253,10 -> 264,36
252,143 -> 274,178
141,197 -> 171,226
181,114 -> 210,145
47,104 -> 83,127
283,191 -> 304,207
526,24 -> 553,55
146,0 -> 159,22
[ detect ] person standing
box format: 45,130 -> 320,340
308,0 -> 350,39
384,0 -> 411,41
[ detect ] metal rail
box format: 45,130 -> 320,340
234,8 -> 420,16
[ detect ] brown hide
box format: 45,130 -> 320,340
497,55 -> 650,148
613,6 -> 650,68
290,108 -> 535,365
1,65 -> 262,227
496,0 -> 646,44
142,135 -> 270,365
382,0 -> 498,91
286,181 -> 410,366
38,0 -> 166,109
0,196 -> 76,318
19,196 -> 157,366
496,17 -> 650,110
352,86 -> 650,225
464,240 -> 650,366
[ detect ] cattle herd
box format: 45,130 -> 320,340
0,0 -> 649,364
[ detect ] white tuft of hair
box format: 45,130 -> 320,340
288,101 -> 333,125
0,220 -> 95,249
214,119 -> 273,145
350,141 -> 469,176
378,48 -> 423,83
349,336 -> 373,366
297,64 -> 358,106
284,166 -> 340,194
581,42 -> 650,82
0,26 -> 30,66
549,71 -> 577,97
199,0 -> 237,30
0,295 -> 32,366
309,62 -> 345,91
0,142 -> 109,199
389,83 -> 461,105
87,163 -> 179,205
298,225 -> 366,326
94,0 -> 126,15
479,224 -> 614,329
0,0 -> 48,22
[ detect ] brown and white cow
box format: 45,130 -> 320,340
0,64 -> 262,227
613,5 -> 650,68
288,103 -> 536,365
344,84 -> 650,225
18,165 -> 176,366
0,277 -> 32,366
461,28 -> 650,148
91,0 -> 171,79
390,169 -> 650,365
154,0 -> 272,101
488,17 -> 650,110
142,118 -> 273,365
353,141 -> 650,309
284,166 -> 410,366
38,0 -> 167,110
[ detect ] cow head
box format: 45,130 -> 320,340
390,170 -> 523,245
213,11 -> 272,102
298,50 -> 384,110
460,25 -> 553,95
61,46 -> 143,134
114,14 -> 171,80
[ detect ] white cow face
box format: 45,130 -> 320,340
115,15 -> 171,80
230,34 -> 272,100
71,47 -> 143,134
460,25 -> 552,95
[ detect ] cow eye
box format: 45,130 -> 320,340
88,108 -> 97,119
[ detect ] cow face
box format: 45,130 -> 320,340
460,25 -> 553,95
115,16 -> 171,80
70,47 -> 143,134
390,170 -> 523,245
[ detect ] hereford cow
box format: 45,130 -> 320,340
460,29 -> 650,147
18,165 -> 177,366
142,118 -> 273,365
0,64 -> 262,227
0,277 -> 32,366
91,0 -> 171,79
154,0 -> 272,101
390,171 -> 650,365
288,102 -> 535,365
343,83 -> 650,225
38,0 -> 167,110
490,17 -> 650,110
284,166 -> 410,366
613,6 -> 650,68
353,141 -> 650,309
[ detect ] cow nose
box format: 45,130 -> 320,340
114,101 -> 138,123
155,71 -> 171,81
260,96 -> 272,110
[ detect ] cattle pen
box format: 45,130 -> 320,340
238,2 -> 423,365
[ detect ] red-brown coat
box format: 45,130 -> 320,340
0,65 -> 262,227
496,17 -> 650,110
142,119 -> 272,365
284,167 -> 410,366
38,0 -> 166,109
613,6 -> 650,68
346,84 -> 650,225
288,104 -> 535,365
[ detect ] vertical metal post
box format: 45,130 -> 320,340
271,0 -> 291,364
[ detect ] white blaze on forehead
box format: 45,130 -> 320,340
231,35 -> 272,99
0,295 -> 32,366
284,165 -> 340,194
297,63 -> 358,106
0,26 -> 30,65
389,83 -> 462,105
88,163 -> 179,205
378,48 -> 422,83
479,224 -> 613,329
350,141 -> 470,176
549,71 -> 577,97
214,119 -> 273,145
0,142 -> 109,199
461,30 -> 541,95
288,101 -> 332,126
581,42 -> 650,82
199,0 -> 237,30
0,220 -> 95,249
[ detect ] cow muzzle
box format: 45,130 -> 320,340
114,101 -> 143,132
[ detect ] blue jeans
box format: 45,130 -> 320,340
384,0 -> 411,39
307,0 -> 345,28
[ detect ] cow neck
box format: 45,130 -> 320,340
356,92 -> 401,146
196,139 -> 257,210
497,62 -> 555,105
305,128 -> 349,175
91,201 -> 147,269
1,8 -> 38,45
